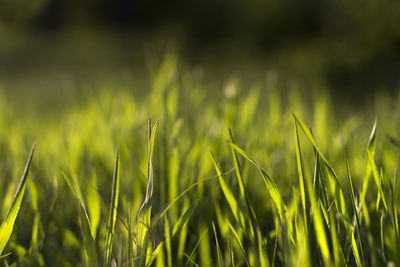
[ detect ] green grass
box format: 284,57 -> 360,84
0,54 -> 400,266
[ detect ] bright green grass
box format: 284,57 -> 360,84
1,54 -> 400,266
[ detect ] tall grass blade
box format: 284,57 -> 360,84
360,119 -> 377,225
61,168 -> 99,267
172,200 -> 199,237
229,222 -> 250,267
293,114 -> 347,215
229,142 -> 287,221
212,222 -> 223,267
367,149 -> 387,211
148,200 -> 198,267
228,129 -> 246,199
87,171 -> 101,239
345,157 -> 365,266
292,124 -> 331,265
184,228 -> 208,267
210,151 -> 244,227
104,147 -> 120,266
165,218 -> 172,267
229,129 -> 259,241
294,121 -> 309,233
0,145 -> 35,255
137,119 -> 159,266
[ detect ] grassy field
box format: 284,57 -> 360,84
0,54 -> 400,266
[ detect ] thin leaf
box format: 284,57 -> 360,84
294,121 -> 309,233
212,222 -> 223,267
137,119 -> 159,266
229,142 -> 287,221
104,147 -> 120,267
61,169 -> 99,267
210,151 -> 244,227
229,129 -> 259,242
229,222 -> 250,267
345,156 -> 365,266
0,144 -> 35,255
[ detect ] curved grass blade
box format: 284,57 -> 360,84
360,120 -> 377,225
228,129 -> 246,199
229,222 -> 250,267
61,170 -> 99,267
292,125 -> 331,265
81,206 -> 99,267
392,170 -> 399,240
306,171 -> 331,265
210,151 -> 245,227
293,114 -> 347,215
294,121 -> 309,233
345,157 -> 365,266
137,119 -> 159,266
104,147 -> 120,266
172,200 -> 199,237
229,142 -> 287,221
0,144 -> 35,255
229,129 -> 259,242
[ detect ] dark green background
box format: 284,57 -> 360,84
1,0 -> 400,108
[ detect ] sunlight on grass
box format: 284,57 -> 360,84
0,54 -> 399,266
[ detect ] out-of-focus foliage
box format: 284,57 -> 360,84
0,0 -> 49,27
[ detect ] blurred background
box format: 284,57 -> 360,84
1,0 -> 400,110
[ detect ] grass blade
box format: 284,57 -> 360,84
147,200 -> 198,267
345,156 -> 365,266
292,122 -> 331,265
61,168 -> 99,267
367,149 -> 387,211
137,119 -> 159,266
210,151 -> 245,227
172,200 -> 199,237
87,171 -> 101,239
294,121 -> 309,233
228,129 -> 246,199
0,144 -> 35,255
360,120 -> 377,225
212,222 -> 223,267
229,129 -> 259,241
293,114 -> 347,215
229,222 -> 250,267
229,142 -> 287,221
104,147 -> 120,266
228,236 -> 235,267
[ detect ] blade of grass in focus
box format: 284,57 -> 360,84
229,129 -> 259,241
104,147 -> 120,267
293,122 -> 331,266
229,142 -> 287,221
61,168 -> 99,267
136,119 -> 159,266
0,145 -> 35,255
345,156 -> 365,266
210,151 -> 245,227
